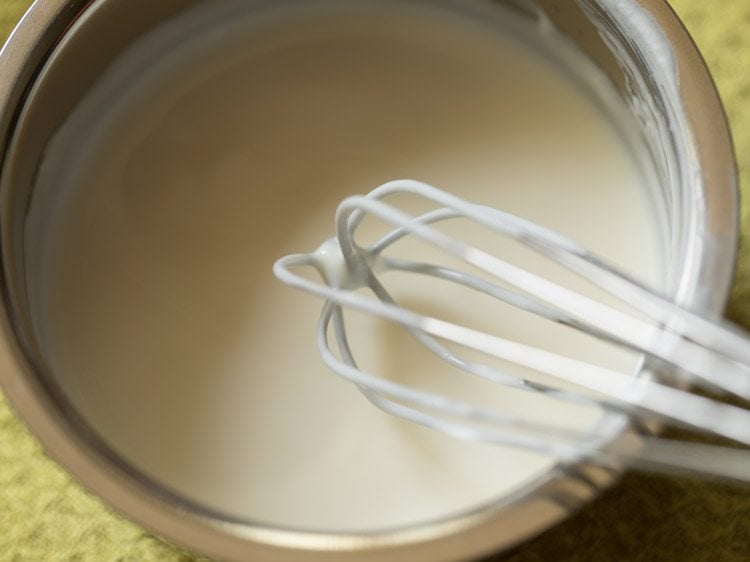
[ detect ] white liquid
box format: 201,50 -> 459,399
27,1 -> 663,532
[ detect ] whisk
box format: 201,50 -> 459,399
274,179 -> 750,483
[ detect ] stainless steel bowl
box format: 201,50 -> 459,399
0,1 -> 737,561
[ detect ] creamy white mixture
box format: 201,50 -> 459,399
27,1 -> 663,531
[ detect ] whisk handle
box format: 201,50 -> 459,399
591,437 -> 750,484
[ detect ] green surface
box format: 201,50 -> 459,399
1,1 -> 750,560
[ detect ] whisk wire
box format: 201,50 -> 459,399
335,182 -> 750,399
273,180 -> 750,482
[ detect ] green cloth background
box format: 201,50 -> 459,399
1,1 -> 749,560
